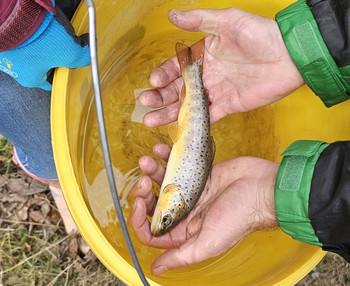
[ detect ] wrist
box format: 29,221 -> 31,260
254,162 -> 279,230
276,25 -> 305,90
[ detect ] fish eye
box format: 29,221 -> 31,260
162,214 -> 173,228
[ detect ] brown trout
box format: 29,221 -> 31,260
150,39 -> 215,236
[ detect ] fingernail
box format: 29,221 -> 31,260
152,265 -> 168,275
168,10 -> 181,23
168,9 -> 178,15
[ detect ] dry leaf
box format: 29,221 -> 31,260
7,170 -> 47,195
16,206 -> 28,221
29,210 -> 45,223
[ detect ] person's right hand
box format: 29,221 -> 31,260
129,144 -> 279,275
140,8 -> 305,126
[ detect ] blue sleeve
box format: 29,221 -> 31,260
0,6 -> 90,91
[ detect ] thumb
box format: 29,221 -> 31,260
151,235 -> 199,275
168,9 -> 228,34
151,229 -> 220,275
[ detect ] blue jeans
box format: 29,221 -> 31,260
0,71 -> 57,180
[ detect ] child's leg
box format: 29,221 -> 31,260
0,71 -> 77,233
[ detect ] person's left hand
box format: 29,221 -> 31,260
129,144 -> 279,275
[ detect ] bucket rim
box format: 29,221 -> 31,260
51,1 -> 327,285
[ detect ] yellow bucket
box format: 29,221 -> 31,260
52,0 -> 350,285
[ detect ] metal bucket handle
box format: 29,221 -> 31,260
85,1 -> 150,285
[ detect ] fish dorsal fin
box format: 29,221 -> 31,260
168,121 -> 183,143
210,136 -> 216,163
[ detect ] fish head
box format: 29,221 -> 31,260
151,184 -> 187,236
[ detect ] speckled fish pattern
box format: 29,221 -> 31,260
150,41 -> 215,236
160,62 -> 213,210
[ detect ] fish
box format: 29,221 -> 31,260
150,39 -> 215,236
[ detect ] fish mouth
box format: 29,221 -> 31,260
151,226 -> 165,237
150,185 -> 187,236
150,212 -> 166,237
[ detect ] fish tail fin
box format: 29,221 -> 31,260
175,38 -> 205,73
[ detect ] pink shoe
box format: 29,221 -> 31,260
12,147 -> 58,185
49,184 -> 78,234
12,147 -> 78,234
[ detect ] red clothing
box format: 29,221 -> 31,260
0,0 -> 55,52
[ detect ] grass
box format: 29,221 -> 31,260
0,135 -> 348,285
0,135 -> 13,174
0,135 -> 120,286
0,226 -> 120,285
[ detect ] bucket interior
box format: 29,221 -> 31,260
52,0 -> 350,285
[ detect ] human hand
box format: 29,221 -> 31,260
0,5 -> 90,90
129,144 -> 279,275
140,8 -> 305,126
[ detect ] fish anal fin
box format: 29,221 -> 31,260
168,122 -> 183,143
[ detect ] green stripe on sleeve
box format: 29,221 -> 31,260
275,140 -> 329,246
276,0 -> 350,107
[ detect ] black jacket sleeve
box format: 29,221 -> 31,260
307,0 -> 350,67
305,0 -> 350,263
310,142 -> 350,262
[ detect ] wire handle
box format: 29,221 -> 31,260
85,1 -> 150,285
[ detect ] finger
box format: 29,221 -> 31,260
168,9 -> 229,34
130,176 -> 157,215
185,209 -> 206,238
149,56 -> 181,88
139,156 -> 166,186
143,101 -> 180,127
130,197 -> 185,249
151,230 -> 219,275
208,103 -> 229,125
139,77 -> 183,108
153,144 -> 171,162
129,197 -> 156,244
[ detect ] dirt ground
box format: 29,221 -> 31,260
0,155 -> 349,285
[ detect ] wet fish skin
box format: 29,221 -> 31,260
151,40 -> 215,236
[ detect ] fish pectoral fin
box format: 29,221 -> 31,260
210,136 -> 216,163
162,184 -> 180,194
168,122 -> 184,143
180,83 -> 186,108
